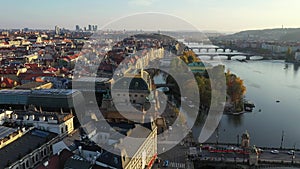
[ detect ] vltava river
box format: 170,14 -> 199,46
195,58 -> 300,148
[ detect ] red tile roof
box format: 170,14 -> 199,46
36,149 -> 73,169
0,77 -> 16,88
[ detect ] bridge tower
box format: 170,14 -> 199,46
241,130 -> 250,148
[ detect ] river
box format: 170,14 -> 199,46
193,58 -> 300,148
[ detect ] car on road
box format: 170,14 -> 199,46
288,150 -> 295,155
162,160 -> 169,167
271,150 -> 279,154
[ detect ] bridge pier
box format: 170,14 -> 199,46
210,55 -> 214,60
227,56 -> 232,60
246,55 -> 251,60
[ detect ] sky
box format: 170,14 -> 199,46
1,0 -> 300,33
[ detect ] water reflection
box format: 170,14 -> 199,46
294,63 -> 299,73
226,115 -> 243,127
192,60 -> 300,148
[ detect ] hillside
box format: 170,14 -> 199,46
217,28 -> 300,42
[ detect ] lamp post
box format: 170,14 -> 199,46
216,127 -> 219,145
280,130 -> 285,149
292,142 -> 299,164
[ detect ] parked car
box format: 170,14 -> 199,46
162,160 -> 169,167
271,150 -> 279,154
288,150 -> 295,155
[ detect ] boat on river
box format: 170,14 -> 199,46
244,100 -> 255,112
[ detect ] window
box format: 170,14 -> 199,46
134,94 -> 138,97
135,82 -> 139,88
26,160 -> 29,168
61,127 -> 64,134
65,125 -> 68,132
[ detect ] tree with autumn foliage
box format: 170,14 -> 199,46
226,70 -> 246,111
180,50 -> 200,64
170,49 -> 247,113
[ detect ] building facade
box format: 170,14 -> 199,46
2,110 -> 74,135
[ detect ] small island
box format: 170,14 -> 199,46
167,48 -> 248,115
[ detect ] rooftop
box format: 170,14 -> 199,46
74,77 -> 111,83
14,81 -> 52,90
0,89 -> 77,96
0,129 -> 57,169
12,110 -> 74,124
0,126 -> 17,140
30,89 -> 77,96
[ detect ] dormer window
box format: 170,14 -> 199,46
135,82 -> 139,88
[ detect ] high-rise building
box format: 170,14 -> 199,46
23,28 -> 29,32
88,25 -> 92,31
55,25 -> 60,35
92,25 -> 98,31
75,25 -> 80,31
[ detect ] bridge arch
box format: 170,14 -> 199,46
231,55 -> 247,60
249,56 -> 264,60
205,49 -> 215,53
216,48 -> 225,52
216,55 -> 230,60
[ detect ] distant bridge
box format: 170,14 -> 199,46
184,42 -> 263,60
194,51 -> 257,60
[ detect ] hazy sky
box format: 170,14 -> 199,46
1,0 -> 300,32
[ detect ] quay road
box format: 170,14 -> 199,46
153,140 -> 300,169
198,146 -> 300,163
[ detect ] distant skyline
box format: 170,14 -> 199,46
1,0 -> 300,33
